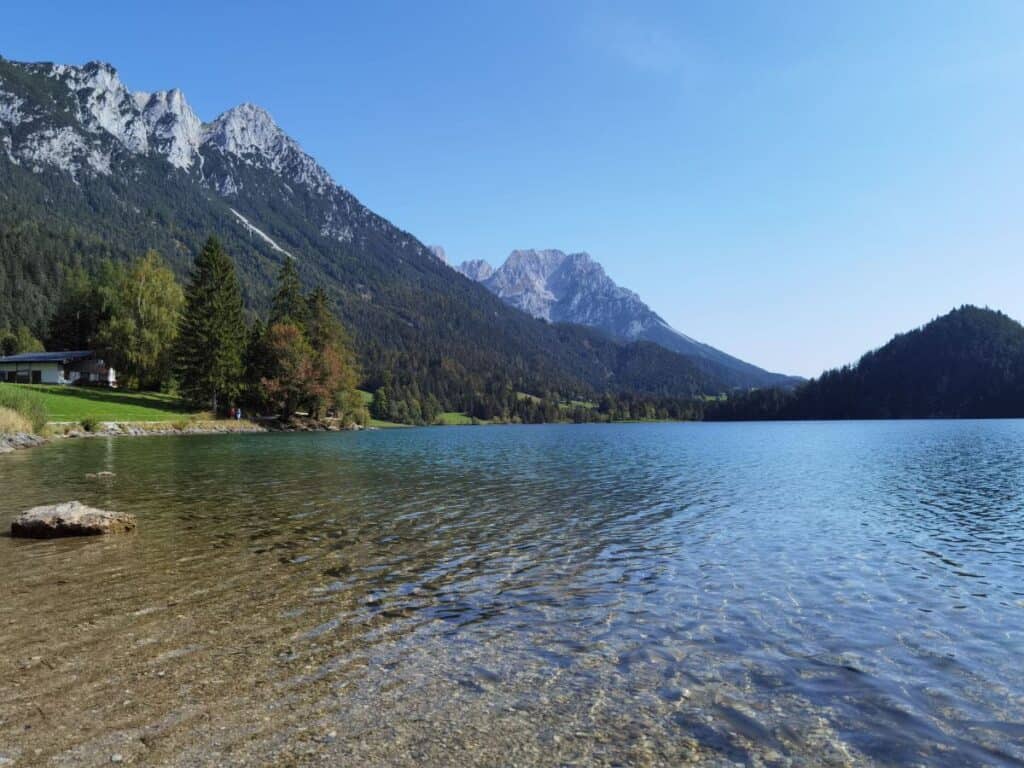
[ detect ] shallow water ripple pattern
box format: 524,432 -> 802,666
1,421 -> 1023,766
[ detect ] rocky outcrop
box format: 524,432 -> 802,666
11,501 -> 136,538
456,258 -> 494,282
0,433 -> 47,454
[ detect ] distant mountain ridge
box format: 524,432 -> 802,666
0,54 -> 788,410
459,249 -> 795,388
709,306 -> 1024,420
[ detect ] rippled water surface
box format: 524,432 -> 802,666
2,422 -> 1024,766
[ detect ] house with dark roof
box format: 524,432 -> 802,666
0,351 -> 117,387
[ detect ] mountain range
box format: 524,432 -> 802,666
459,249 -> 794,387
0,55 -> 792,409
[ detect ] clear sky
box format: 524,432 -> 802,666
4,1 -> 1024,377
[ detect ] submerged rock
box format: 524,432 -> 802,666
11,501 -> 136,538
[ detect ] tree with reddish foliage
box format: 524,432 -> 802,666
305,287 -> 361,419
259,322 -> 315,419
251,277 -> 365,423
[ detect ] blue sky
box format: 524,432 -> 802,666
4,1 -> 1024,377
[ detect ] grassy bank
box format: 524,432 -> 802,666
0,384 -> 199,425
437,411 -> 477,425
357,390 -> 410,428
19,384 -> 196,423
0,385 -> 48,432
0,406 -> 34,435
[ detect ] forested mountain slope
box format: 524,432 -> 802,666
0,56 -> 782,409
708,306 -> 1024,420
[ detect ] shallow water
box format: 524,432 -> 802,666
1,422 -> 1023,766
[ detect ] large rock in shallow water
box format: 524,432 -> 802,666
11,501 -> 136,538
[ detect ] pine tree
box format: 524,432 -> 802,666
242,318 -> 268,407
48,265 -> 104,351
176,237 -> 247,413
371,387 -> 390,420
269,258 -> 307,329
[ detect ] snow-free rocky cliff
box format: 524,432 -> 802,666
0,60 -> 302,179
459,249 -> 794,386
0,58 -> 393,249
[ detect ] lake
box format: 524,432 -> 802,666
1,422 -> 1023,766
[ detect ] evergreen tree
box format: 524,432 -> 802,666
176,237 -> 247,413
48,265 -> 104,351
371,387 -> 390,420
242,318 -> 268,408
269,258 -> 307,329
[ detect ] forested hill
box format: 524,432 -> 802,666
0,56 -> 786,413
708,306 -> 1024,420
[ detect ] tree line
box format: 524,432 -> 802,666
1,232 -> 718,426
23,236 -> 366,424
368,377 -> 707,426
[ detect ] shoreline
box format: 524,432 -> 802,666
0,417 -> 373,455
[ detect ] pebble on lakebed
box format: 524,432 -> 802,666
10,501 -> 136,538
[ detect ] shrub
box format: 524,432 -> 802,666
0,384 -> 48,433
0,406 -> 32,436
80,416 -> 99,433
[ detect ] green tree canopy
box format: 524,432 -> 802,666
0,326 -> 44,356
269,258 -> 307,330
47,265 -> 106,351
96,251 -> 184,389
176,237 -> 248,412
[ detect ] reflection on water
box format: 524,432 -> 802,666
1,422 -> 1023,766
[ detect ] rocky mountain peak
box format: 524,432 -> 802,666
456,259 -> 494,282
1,57 -> 344,198
201,102 -> 334,193
202,103 -> 283,156
48,59 -> 150,154
137,88 -> 202,169
467,247 -> 788,385
480,249 -> 618,322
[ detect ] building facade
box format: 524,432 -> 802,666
0,351 -> 117,387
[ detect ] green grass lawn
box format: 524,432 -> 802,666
1,384 -> 199,423
437,411 -> 477,425
564,399 -> 597,410
357,389 -> 411,428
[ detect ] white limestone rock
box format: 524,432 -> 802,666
11,501 -> 136,538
